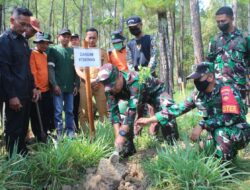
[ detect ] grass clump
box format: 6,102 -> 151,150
143,141 -> 245,190
0,152 -> 30,190
0,119 -> 114,190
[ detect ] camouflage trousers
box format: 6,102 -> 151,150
206,125 -> 249,160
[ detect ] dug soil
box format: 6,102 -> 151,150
62,148 -> 156,190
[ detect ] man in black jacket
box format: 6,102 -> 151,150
0,7 -> 40,156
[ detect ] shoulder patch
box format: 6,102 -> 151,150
221,86 -> 240,114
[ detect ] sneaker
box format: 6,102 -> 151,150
66,131 -> 75,139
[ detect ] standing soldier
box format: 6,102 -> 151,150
96,63 -> 178,158
206,6 -> 250,105
136,62 -> 250,161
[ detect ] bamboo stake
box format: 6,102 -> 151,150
82,40 -> 95,138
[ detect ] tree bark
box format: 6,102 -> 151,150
114,0 -> 117,30
62,0 -> 66,28
248,1 -> 250,35
167,8 -> 175,88
88,0 -> 93,27
3,0 -> 5,31
179,0 -> 184,79
0,4 -> 2,33
190,0 -> 204,64
232,0 -> 237,27
48,0 -> 54,34
79,0 -> 84,44
119,0 -> 124,31
158,11 -> 173,97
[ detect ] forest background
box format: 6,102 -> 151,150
1,0 -> 249,95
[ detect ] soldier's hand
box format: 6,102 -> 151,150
9,97 -> 22,111
190,125 -> 203,142
134,124 -> 143,135
135,117 -> 151,126
54,85 -> 61,96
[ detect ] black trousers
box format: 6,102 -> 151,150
30,91 -> 54,142
5,98 -> 30,156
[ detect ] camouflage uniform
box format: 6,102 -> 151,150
97,64 -> 178,154
206,28 -> 250,100
157,63 -> 250,160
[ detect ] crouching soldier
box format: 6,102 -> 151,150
136,62 -> 250,161
95,63 -> 179,158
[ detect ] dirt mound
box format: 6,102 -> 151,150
63,148 -> 156,190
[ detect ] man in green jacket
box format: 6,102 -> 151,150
48,28 -> 79,139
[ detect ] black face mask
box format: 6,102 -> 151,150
217,23 -> 230,32
129,27 -> 141,36
194,79 -> 210,92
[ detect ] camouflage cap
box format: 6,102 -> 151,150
97,63 -> 119,91
186,62 -> 214,80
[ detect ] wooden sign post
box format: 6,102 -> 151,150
74,40 -> 101,138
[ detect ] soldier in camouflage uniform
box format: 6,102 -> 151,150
96,63 -> 178,158
206,6 -> 250,103
136,62 -> 250,160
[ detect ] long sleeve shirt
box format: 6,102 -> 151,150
29,49 -> 49,92
156,80 -> 248,131
0,29 -> 34,100
206,28 -> 250,89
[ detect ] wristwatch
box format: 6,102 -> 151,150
119,130 -> 127,137
199,120 -> 206,129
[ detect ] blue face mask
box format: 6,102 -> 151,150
113,42 -> 123,50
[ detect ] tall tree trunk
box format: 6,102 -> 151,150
65,6 -> 68,28
88,0 -> 93,27
62,0 -> 66,28
114,0 -> 117,30
79,0 -> 84,43
167,9 -> 175,88
0,4 -> 2,33
48,0 -> 54,34
3,0 -> 5,31
190,0 -> 204,64
232,0 -> 237,27
27,0 -> 30,9
119,0 -> 124,31
179,0 -> 184,80
248,1 -> 250,35
158,11 -> 173,97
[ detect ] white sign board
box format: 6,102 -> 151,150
74,48 -> 101,67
